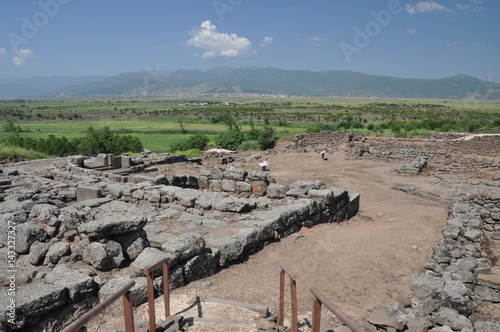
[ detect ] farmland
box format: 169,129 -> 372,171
1,97 -> 499,156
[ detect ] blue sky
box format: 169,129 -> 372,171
0,0 -> 498,81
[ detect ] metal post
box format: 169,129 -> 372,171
122,291 -> 135,332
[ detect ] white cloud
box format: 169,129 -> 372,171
260,36 -> 274,48
186,21 -> 256,59
456,3 -> 470,10
405,1 -> 451,14
447,41 -> 466,51
0,48 -> 7,61
306,36 -> 326,47
12,49 -> 34,67
407,29 -> 417,34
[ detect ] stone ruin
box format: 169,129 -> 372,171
0,131 -> 499,332
0,152 -> 359,331
273,132 -> 500,331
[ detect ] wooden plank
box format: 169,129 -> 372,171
194,296 -> 269,316
191,317 -> 257,325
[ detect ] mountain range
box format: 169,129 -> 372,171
1,67 -> 499,99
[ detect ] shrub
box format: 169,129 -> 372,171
245,128 -> 262,141
215,129 -> 245,150
258,126 -> 277,150
171,133 -> 210,151
238,140 -> 260,151
306,123 -> 335,132
2,126 -> 143,157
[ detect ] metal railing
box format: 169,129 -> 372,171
310,287 -> 366,332
62,280 -> 136,332
278,265 -> 298,332
144,257 -> 170,332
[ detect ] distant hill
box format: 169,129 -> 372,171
1,68 -> 499,99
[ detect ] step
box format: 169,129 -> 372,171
0,179 -> 12,186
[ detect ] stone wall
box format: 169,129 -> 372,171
0,162 -> 359,331
275,132 -> 500,178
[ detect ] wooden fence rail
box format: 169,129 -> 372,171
62,280 -> 136,332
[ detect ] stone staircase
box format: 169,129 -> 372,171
122,296 -> 281,332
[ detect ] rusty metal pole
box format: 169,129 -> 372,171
122,291 -> 135,332
163,261 -> 170,318
290,278 -> 298,332
278,269 -> 285,326
146,271 -> 156,332
312,297 -> 322,332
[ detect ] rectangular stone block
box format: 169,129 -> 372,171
112,156 -> 122,168
76,186 -> 103,202
105,154 -> 115,166
348,193 -> 360,219
198,176 -> 209,189
235,181 -> 252,192
96,153 -> 107,165
121,156 -> 133,167
209,179 -> 222,192
221,179 -> 236,192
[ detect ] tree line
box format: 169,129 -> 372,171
3,126 -> 143,157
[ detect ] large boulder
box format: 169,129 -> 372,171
44,241 -> 71,265
15,221 -> 48,254
431,307 -> 472,331
82,240 -> 125,271
436,280 -> 474,316
410,273 -> 445,298
78,214 -> 147,237
267,184 -> 289,198
0,281 -> 68,329
27,241 -> 50,266
213,197 -> 254,213
99,275 -> 148,308
112,230 -> 149,261
206,237 -> 244,266
367,305 -> 406,331
183,251 -> 217,283
161,233 -> 206,265
29,204 -> 60,226
174,188 -> 203,208
196,192 -> 222,210
132,247 -> 173,277
44,264 -> 97,302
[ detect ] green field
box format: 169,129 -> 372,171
1,97 -> 499,156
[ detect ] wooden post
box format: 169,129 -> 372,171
312,297 -> 322,332
290,278 -> 298,332
146,271 -> 156,332
278,269 -> 285,326
122,291 -> 135,332
163,261 -> 170,318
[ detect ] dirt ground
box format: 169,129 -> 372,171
80,151 -> 455,331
